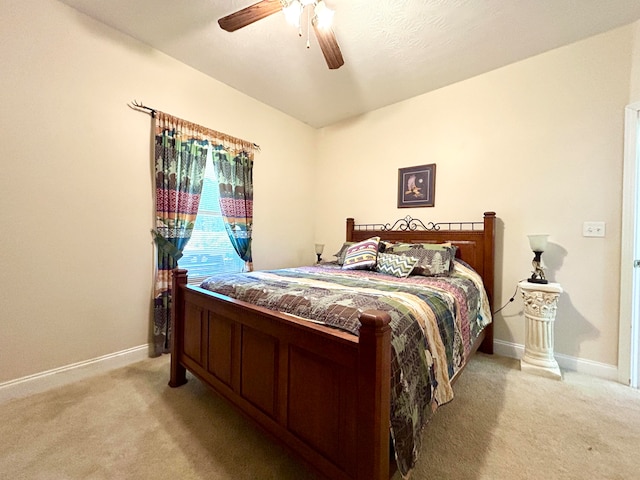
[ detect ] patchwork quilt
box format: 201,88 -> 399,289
200,261 -> 491,477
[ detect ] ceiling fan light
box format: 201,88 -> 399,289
283,0 -> 303,27
314,1 -> 334,29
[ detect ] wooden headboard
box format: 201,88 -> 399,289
346,211 -> 496,315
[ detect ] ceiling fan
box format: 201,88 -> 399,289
218,0 -> 344,70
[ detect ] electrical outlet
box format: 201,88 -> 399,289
583,221 -> 605,237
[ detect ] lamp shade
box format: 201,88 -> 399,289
315,243 -> 325,255
314,1 -> 334,29
527,234 -> 549,252
283,0 -> 303,27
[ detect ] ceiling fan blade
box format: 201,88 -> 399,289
312,23 -> 345,70
218,0 -> 283,32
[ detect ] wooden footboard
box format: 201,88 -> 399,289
170,269 -> 392,480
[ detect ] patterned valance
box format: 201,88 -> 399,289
155,111 -> 258,154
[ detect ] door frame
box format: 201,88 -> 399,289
618,101 -> 640,387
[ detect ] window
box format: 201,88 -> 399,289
178,150 -> 245,284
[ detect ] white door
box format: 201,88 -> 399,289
619,103 -> 640,388
632,109 -> 640,389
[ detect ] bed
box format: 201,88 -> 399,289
169,211 -> 496,480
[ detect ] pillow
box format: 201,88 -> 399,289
446,245 -> 458,273
335,240 -> 392,264
376,253 -> 419,278
333,242 -> 355,265
387,242 -> 456,276
379,240 -> 394,253
388,241 -> 452,251
342,237 -> 380,270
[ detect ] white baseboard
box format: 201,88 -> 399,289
0,344 -> 150,404
493,340 -> 619,382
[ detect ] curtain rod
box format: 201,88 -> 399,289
128,100 -> 260,151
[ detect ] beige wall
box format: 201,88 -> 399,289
0,0 -> 317,383
316,25 -> 634,367
631,20 -> 640,101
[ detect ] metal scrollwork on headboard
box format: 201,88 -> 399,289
382,216 -> 439,231
354,215 -> 483,232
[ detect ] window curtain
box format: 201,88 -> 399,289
211,145 -> 255,272
152,112 -> 208,355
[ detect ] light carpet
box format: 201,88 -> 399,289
1,353 -> 639,480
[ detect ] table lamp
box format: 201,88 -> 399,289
527,234 -> 549,284
315,243 -> 324,263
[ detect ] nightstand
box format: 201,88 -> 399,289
518,281 -> 563,380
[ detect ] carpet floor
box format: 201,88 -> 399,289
1,353 -> 639,479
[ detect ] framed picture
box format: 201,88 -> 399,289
397,164 -> 436,208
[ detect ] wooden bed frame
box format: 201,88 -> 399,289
169,211 -> 496,480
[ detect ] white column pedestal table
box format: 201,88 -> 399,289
518,281 -> 563,380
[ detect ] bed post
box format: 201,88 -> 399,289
169,268 -> 188,387
356,310 -> 392,480
481,211 -> 496,354
346,217 -> 355,242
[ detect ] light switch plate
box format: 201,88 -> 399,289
583,221 -> 605,237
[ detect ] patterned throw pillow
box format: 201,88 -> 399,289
342,237 -> 380,270
387,242 -> 456,276
376,253 -> 419,278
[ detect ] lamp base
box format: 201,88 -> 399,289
528,277 -> 548,284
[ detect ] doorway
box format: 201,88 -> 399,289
619,102 -> 640,388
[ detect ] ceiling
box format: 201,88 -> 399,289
58,0 -> 640,128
